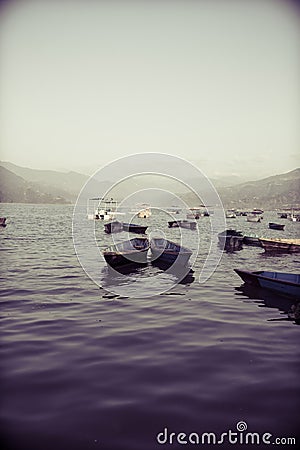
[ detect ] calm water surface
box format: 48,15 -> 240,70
0,204 -> 299,450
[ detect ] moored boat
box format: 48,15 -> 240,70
252,208 -> 264,214
168,220 -> 197,230
150,238 -> 192,267
0,217 -> 7,227
135,203 -> 151,218
259,238 -> 300,253
247,214 -> 261,223
288,209 -> 300,221
225,210 -> 236,219
122,223 -> 148,234
103,237 -> 149,268
104,221 -> 148,234
234,269 -> 300,298
87,197 -> 121,221
243,235 -> 262,247
187,213 -> 200,219
278,213 -> 288,219
104,221 -> 123,234
187,207 -> 202,219
218,229 -> 243,251
269,222 -> 285,230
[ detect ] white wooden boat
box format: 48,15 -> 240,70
226,210 -> 236,219
247,214 -> 261,223
135,203 -> 151,218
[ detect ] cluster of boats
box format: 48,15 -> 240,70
219,228 -> 300,300
225,208 -> 300,222
87,198 -> 152,221
102,214 -> 197,270
218,229 -> 300,253
226,208 -> 263,220
104,219 -> 198,234
88,200 -> 300,300
277,210 -> 300,221
103,237 -> 192,269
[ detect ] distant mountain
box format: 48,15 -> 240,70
0,166 -> 69,203
219,168 -> 300,209
1,161 -> 299,208
0,162 -> 113,204
1,161 -> 88,200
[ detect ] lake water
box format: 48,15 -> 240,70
0,204 -> 299,450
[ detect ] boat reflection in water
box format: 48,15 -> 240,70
151,260 -> 195,285
101,262 -> 194,292
235,284 -> 300,325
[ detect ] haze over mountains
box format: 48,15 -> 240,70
220,168 -> 300,209
0,161 -> 299,209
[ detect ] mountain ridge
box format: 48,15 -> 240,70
220,168 -> 300,209
0,162 -> 299,208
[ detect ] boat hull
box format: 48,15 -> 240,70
103,238 -> 149,268
104,251 -> 148,267
247,216 -> 261,222
0,217 -> 7,227
151,248 -> 191,266
260,238 -> 300,253
243,236 -> 262,247
150,238 -> 192,267
122,223 -> 148,234
104,222 -> 148,234
269,223 -> 285,230
168,220 -> 196,230
104,221 -> 123,234
235,269 -> 300,298
218,230 -> 243,251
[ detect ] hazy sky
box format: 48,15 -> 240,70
0,0 -> 299,178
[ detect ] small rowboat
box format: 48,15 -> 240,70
218,230 -> 243,251
168,220 -> 196,230
247,214 -> 261,223
104,221 -> 147,234
259,238 -> 300,253
269,222 -> 285,230
150,238 -> 192,267
186,213 -> 200,219
103,237 -> 149,268
226,212 -> 236,219
122,223 -> 148,234
104,221 -> 123,234
0,217 -> 7,227
234,269 -> 300,298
